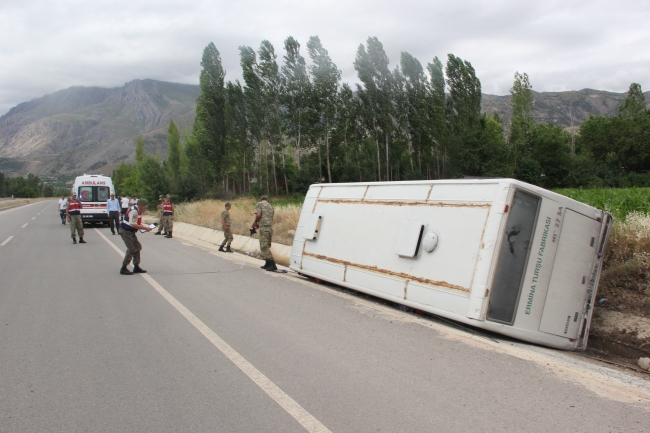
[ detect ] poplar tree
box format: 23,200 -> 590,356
427,57 -> 447,178
193,42 -> 227,185
282,36 -> 310,172
135,134 -> 145,163
167,120 -> 181,185
307,36 -> 341,183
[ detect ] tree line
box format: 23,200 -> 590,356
0,172 -> 66,198
104,36 -> 648,202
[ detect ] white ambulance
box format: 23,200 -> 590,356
71,174 -> 115,225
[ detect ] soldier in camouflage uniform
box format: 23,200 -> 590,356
218,202 -> 234,253
154,195 -> 166,235
253,195 -> 276,271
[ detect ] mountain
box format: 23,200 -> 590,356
0,79 -> 200,178
1,80 -> 648,179
482,89 -> 650,133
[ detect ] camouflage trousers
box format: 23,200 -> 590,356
259,226 -> 273,260
120,230 -> 141,267
162,215 -> 173,233
156,214 -> 164,233
69,214 -> 84,238
221,227 -> 233,247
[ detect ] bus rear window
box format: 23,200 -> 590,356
487,190 -> 540,325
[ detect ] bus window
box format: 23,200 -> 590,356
487,190 -> 540,325
78,186 -> 93,202
97,186 -> 110,202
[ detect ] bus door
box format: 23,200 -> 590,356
538,210 -> 600,339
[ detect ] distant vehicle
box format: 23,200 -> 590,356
71,174 -> 114,225
290,179 -> 613,351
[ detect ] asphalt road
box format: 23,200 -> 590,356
1,200 -> 648,433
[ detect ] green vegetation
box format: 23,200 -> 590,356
553,188 -> 650,220
0,171 -> 66,198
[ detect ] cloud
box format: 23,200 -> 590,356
1,0 -> 649,115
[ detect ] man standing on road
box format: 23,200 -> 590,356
106,192 -> 121,235
162,194 -> 174,238
253,195 -> 276,271
218,202 -> 233,253
120,195 -> 130,221
154,195 -> 166,236
119,198 -> 152,275
58,195 -> 67,225
66,192 -> 85,244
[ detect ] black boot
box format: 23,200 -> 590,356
261,259 -> 270,269
79,237 -> 86,244
120,267 -> 133,275
154,231 -> 162,235
225,246 -> 233,253
265,260 -> 278,272
164,232 -> 172,238
133,265 -> 147,273
218,245 -> 225,252
72,237 -> 76,244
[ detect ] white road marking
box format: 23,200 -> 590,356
31,217 -> 35,220
95,228 -> 331,433
1,236 -> 13,246
0,201 -> 44,215
21,223 -> 28,228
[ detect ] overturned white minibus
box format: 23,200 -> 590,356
290,179 -> 613,350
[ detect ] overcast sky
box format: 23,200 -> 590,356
1,0 -> 649,116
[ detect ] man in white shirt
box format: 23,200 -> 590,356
58,195 -> 68,224
119,198 -> 153,275
120,195 -> 130,221
106,192 -> 121,235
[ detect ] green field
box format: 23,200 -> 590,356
553,187 -> 650,220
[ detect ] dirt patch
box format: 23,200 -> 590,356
587,309 -> 650,369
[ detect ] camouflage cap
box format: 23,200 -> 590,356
261,195 -> 268,201
225,202 -> 231,207
166,194 -> 171,198
137,198 -> 149,206
159,194 -> 164,199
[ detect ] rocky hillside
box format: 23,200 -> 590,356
482,89 -> 650,132
1,80 -> 648,178
0,79 -> 199,178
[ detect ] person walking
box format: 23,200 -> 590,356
120,195 -> 130,221
162,194 -> 174,238
58,195 -> 67,224
106,192 -> 121,235
218,202 -> 233,253
252,195 -> 276,271
66,192 -> 86,244
119,198 -> 152,275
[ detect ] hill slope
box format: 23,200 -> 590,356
0,79 -> 199,178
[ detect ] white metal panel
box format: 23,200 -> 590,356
318,185 -> 368,199
303,200 -> 489,291
345,268 -> 405,299
428,183 -> 499,202
365,184 -> 433,201
538,210 -> 600,339
301,256 -> 346,281
407,283 -> 469,316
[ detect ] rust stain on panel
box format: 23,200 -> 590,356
425,184 -> 434,201
303,252 -> 469,293
467,206 -> 492,293
403,281 -> 409,299
317,199 -> 490,208
343,266 -> 348,282
361,185 -> 370,201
